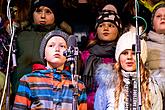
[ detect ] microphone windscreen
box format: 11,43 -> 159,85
67,35 -> 78,47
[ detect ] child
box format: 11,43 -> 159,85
11,0 -> 64,99
80,9 -> 122,109
13,30 -> 87,110
145,3 -> 165,108
94,31 -> 162,110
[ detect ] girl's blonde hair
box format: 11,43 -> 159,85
114,58 -> 151,110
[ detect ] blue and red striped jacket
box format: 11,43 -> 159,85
13,64 -> 87,110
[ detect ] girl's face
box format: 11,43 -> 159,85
119,49 -> 136,72
153,7 -> 165,34
33,6 -> 55,25
97,22 -> 118,42
45,37 -> 67,69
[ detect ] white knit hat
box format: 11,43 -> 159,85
115,31 -> 147,63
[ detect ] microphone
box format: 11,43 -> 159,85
66,35 -> 79,110
0,17 -> 3,29
67,35 -> 78,47
11,21 -> 19,67
64,35 -> 79,57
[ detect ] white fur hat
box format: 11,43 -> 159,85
115,31 -> 147,63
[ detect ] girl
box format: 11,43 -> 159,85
145,3 -> 165,108
94,31 -> 162,110
80,9 -> 122,110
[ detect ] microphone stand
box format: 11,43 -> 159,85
128,76 -> 133,110
0,0 -> 18,109
1,1 -> 19,109
64,46 -> 79,110
135,0 -> 142,109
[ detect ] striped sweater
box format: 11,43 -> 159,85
13,64 -> 87,110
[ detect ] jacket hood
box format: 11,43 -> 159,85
95,63 -> 117,88
32,62 -> 70,72
32,63 -> 47,71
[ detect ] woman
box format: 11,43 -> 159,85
13,30 -> 87,110
94,31 -> 162,110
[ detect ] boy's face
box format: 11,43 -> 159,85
153,7 -> 165,34
33,6 -> 55,25
45,36 -> 67,69
97,22 -> 118,42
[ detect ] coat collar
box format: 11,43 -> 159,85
32,63 -> 72,81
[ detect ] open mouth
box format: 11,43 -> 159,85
103,33 -> 109,36
126,62 -> 134,66
39,21 -> 46,24
160,21 -> 165,24
54,54 -> 60,57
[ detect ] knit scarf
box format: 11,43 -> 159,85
83,42 -> 116,89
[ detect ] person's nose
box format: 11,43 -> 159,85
127,52 -> 133,60
41,11 -> 46,19
161,15 -> 165,20
55,46 -> 60,52
103,25 -> 109,30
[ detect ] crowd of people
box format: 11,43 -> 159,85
0,0 -> 165,109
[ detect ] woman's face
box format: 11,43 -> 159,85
33,6 -> 55,25
97,22 -> 118,42
119,49 -> 136,72
45,36 -> 67,68
153,7 -> 165,34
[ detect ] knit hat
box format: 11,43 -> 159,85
31,0 -> 59,17
40,30 -> 69,61
115,31 -> 147,63
151,3 -> 165,28
95,10 -> 122,32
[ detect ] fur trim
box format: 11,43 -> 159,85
95,63 -> 117,88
